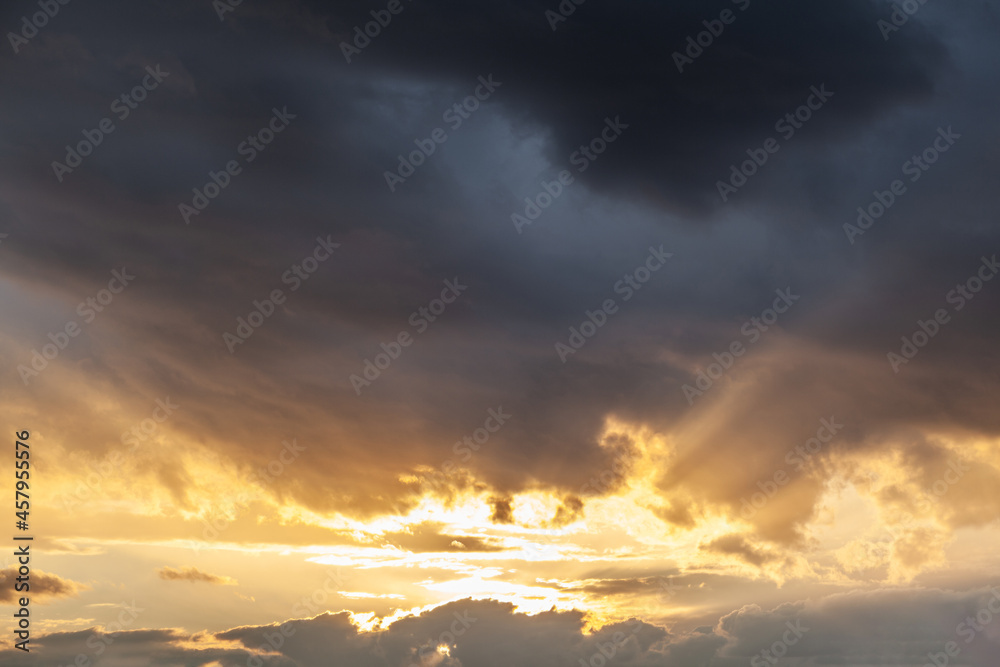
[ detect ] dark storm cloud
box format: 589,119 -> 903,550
0,0 -> 998,537
303,0 -> 950,213
0,0 -> 952,236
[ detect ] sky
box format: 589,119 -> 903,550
1,0 -> 999,665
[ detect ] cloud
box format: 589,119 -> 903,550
3,587 -> 1000,665
0,567 -> 86,603
0,0 -> 998,615
489,497 -> 514,524
701,534 -> 778,568
157,566 -> 237,586
302,0 -> 950,215
715,586 -> 1000,666
382,523 -> 506,553
550,495 -> 584,527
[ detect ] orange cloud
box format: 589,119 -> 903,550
158,566 -> 237,586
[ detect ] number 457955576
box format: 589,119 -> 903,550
15,431 -> 29,512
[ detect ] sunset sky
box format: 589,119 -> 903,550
1,1 -> 1000,665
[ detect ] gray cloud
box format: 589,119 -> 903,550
3,587 -> 999,665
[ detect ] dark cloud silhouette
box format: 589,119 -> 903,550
158,566 -> 237,585
0,567 -> 86,603
3,589 -> 1000,666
